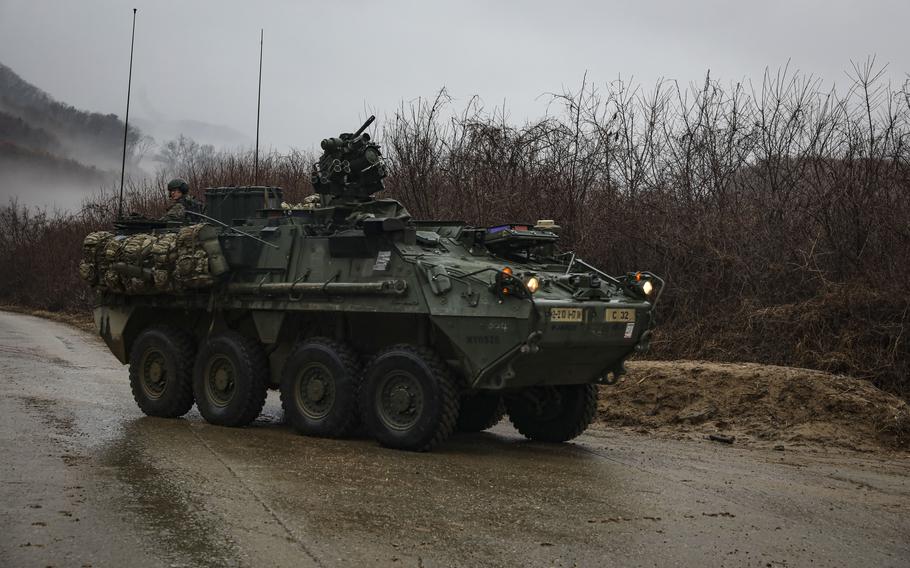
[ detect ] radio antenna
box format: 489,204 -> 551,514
254,28 -> 263,185
117,8 -> 137,220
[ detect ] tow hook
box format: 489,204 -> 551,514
635,330 -> 653,353
519,331 -> 543,354
600,361 -> 627,385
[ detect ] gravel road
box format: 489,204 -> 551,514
1,310 -> 908,568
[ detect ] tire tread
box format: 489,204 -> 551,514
507,384 -> 598,443
194,331 -> 268,427
128,325 -> 195,418
279,337 -> 361,437
361,344 -> 459,452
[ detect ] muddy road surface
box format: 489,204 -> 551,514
1,311 -> 908,568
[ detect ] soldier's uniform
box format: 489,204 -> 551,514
161,178 -> 201,222
162,195 -> 200,221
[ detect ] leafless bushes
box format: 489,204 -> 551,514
0,199 -> 95,310
153,136 -> 315,203
2,64 -> 907,396
380,63 -> 910,396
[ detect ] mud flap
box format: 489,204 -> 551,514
94,305 -> 134,363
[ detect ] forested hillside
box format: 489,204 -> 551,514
0,62 -> 140,169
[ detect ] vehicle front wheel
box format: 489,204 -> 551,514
129,326 -> 196,418
193,331 -> 268,427
456,391 -> 505,432
360,345 -> 459,452
280,337 -> 361,438
505,384 -> 598,442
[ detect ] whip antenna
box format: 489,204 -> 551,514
254,28 -> 263,185
117,8 -> 137,219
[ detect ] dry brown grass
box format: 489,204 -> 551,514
0,304 -> 94,333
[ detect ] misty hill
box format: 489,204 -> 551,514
0,61 -> 147,209
0,61 -> 140,171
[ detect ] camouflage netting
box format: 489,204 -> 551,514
79,224 -> 221,294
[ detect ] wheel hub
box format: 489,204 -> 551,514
296,363 -> 335,420
206,356 -> 236,407
148,361 -> 163,383
214,368 -> 230,391
306,378 -> 326,402
376,370 -> 424,431
389,386 -> 412,413
141,350 -> 168,398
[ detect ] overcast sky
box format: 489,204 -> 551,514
2,0 -> 908,155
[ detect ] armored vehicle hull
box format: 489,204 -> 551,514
85,119 -> 662,451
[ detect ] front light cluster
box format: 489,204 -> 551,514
494,267 -> 542,299
641,279 -> 653,296
633,271 -> 655,297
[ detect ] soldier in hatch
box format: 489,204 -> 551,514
161,178 -> 200,222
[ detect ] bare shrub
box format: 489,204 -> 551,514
0,198 -> 100,311
2,64 -> 908,398
379,64 -> 910,397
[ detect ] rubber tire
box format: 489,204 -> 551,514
280,338 -> 361,438
128,326 -> 196,418
505,384 -> 598,442
360,345 -> 459,452
456,391 -> 505,432
193,331 -> 268,427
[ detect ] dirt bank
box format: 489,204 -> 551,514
598,360 -> 910,452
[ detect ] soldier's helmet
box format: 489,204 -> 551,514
167,178 -> 190,194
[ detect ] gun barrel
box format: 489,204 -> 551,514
353,115 -> 376,138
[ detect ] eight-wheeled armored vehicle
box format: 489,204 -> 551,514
81,116 -> 663,451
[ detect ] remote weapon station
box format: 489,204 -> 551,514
81,116 -> 663,451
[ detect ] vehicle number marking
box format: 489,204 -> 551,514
487,321 -> 510,332
373,250 -> 391,271
605,309 -> 636,323
550,307 -> 583,322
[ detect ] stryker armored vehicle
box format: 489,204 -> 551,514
81,116 -> 663,451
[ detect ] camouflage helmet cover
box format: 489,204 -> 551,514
167,178 -> 189,194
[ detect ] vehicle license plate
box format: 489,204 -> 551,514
550,307 -> 584,322
605,309 -> 636,323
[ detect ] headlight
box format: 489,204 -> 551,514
642,280 -> 654,296
526,276 -> 540,294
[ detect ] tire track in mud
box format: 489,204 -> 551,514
187,425 -> 326,568
16,393 -> 245,568
0,344 -> 88,369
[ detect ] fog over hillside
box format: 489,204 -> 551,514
0,62 -> 251,210
0,63 -> 128,210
